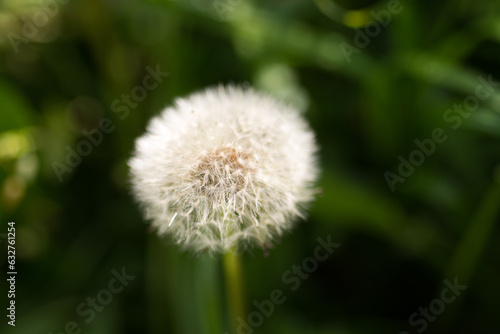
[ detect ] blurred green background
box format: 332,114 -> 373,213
1,0 -> 500,333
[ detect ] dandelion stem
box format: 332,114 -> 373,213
222,250 -> 246,333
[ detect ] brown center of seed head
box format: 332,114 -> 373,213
192,147 -> 254,194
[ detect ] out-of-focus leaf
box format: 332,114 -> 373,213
314,170 -> 404,235
0,78 -> 34,132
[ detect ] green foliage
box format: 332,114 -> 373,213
1,0 -> 500,333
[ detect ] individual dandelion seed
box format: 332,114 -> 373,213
128,85 -> 319,253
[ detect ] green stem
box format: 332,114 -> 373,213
222,251 -> 246,333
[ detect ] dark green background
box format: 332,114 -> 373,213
1,0 -> 500,333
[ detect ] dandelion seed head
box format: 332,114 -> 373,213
128,85 -> 319,253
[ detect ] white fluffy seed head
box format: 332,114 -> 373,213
128,85 -> 319,254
